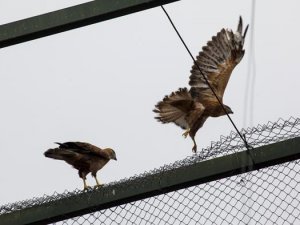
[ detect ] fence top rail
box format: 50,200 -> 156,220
0,0 -> 180,49
0,117 -> 300,225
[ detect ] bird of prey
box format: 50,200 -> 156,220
44,142 -> 117,190
154,17 -> 248,153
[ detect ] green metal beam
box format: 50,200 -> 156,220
1,137 -> 300,225
0,0 -> 180,49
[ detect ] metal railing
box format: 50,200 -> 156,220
1,117 -> 300,225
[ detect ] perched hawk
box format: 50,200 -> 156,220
154,17 -> 248,153
44,142 -> 117,190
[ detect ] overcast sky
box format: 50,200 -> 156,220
0,0 -> 299,205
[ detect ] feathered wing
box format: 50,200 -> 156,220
154,88 -> 200,129
189,16 -> 249,103
44,147 -> 82,162
55,142 -> 109,158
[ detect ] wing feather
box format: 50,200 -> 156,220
154,88 -> 194,129
189,16 -> 248,102
56,142 -> 107,158
154,88 -> 207,129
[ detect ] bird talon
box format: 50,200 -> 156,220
182,129 -> 190,138
94,184 -> 104,189
192,145 -> 197,153
83,185 -> 92,191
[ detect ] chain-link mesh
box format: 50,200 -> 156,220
58,160 -> 300,225
1,117 -> 300,224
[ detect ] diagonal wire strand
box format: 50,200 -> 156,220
160,5 -> 250,151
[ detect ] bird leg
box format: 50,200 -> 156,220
94,177 -> 103,188
79,171 -> 90,190
191,136 -> 197,153
182,128 -> 190,138
83,179 -> 90,190
92,172 -> 104,188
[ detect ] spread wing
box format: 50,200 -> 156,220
154,88 -> 197,129
189,16 -> 249,103
55,142 -> 108,159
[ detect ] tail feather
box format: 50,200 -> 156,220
44,148 -> 76,160
154,88 -> 193,129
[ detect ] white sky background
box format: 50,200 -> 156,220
0,0 -> 299,205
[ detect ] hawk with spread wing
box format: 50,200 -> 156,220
154,17 -> 248,153
44,142 -> 117,190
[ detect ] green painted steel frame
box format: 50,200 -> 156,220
1,137 -> 300,225
1,2 -> 300,224
0,0 -> 180,48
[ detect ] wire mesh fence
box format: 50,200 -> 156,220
1,117 -> 300,224
58,160 -> 300,225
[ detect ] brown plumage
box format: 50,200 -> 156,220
44,142 -> 117,190
154,17 -> 249,153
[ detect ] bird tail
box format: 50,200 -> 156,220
153,88 -> 193,129
44,148 -> 75,160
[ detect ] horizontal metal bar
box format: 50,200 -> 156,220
0,0 -> 180,48
1,137 -> 300,225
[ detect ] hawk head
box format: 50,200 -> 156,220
103,148 -> 117,160
223,105 -> 233,115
